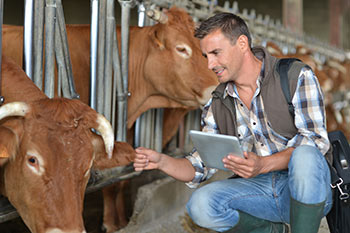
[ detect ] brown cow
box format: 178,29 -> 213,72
265,41 -> 350,139
0,56 -> 134,233
2,7 -> 218,232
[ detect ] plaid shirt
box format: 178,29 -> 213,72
185,65 -> 329,188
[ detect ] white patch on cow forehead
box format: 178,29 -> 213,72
46,229 -> 86,233
26,149 -> 45,175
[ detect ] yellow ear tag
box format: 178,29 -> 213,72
0,146 -> 9,158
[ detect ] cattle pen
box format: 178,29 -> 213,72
0,0 -> 350,233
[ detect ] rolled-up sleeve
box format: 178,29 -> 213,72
185,149 -> 217,188
287,67 -> 330,155
185,98 -> 218,188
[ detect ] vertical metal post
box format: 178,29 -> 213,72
33,0 -> 44,90
113,27 -> 124,140
24,0 -> 34,79
44,0 -> 56,98
0,0 -> 3,98
154,108 -> 164,152
96,0 -> 106,114
118,0 -> 134,141
90,0 -> 99,110
134,2 -> 146,148
103,0 -> 115,121
56,0 -> 79,99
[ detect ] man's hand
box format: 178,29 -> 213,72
222,151 -> 264,178
133,147 -> 162,172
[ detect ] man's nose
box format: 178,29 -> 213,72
207,57 -> 216,70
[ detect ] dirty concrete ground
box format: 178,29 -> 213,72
0,170 -> 331,233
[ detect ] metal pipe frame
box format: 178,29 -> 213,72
0,0 -> 3,98
55,0 -> 79,99
113,24 -> 125,141
90,0 -> 99,110
103,0 -> 115,122
54,19 -> 70,98
33,0 -> 44,90
44,0 -> 56,98
96,0 -> 106,114
24,0 -> 34,79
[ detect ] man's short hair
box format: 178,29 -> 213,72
194,12 -> 252,48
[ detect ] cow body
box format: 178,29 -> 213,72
2,7 -> 218,232
2,7 -> 218,136
0,56 -> 134,233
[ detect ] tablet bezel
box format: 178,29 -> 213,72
189,130 -> 244,171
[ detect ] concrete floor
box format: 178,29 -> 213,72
116,172 -> 331,233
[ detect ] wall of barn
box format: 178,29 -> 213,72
3,0 -> 349,50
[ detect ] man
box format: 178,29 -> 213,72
133,12 -> 332,233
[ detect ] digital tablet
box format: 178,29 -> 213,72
189,130 -> 244,171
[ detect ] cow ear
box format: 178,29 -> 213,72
91,135 -> 135,170
0,126 -> 18,166
150,27 -> 165,50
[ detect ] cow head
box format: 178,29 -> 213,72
127,7 -> 218,126
0,99 -> 134,233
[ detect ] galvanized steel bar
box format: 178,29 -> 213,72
118,0 -> 135,141
0,0 -> 3,102
113,28 -> 126,141
33,0 -> 44,90
90,0 -> 99,110
134,2 -> 146,147
119,0 -> 133,103
23,0 -> 34,79
96,0 -> 106,114
103,0 -> 115,122
54,19 -> 70,98
56,0 -> 79,99
154,108 -> 164,152
44,0 -> 56,98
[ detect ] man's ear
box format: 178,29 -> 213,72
237,35 -> 249,51
0,126 -> 19,166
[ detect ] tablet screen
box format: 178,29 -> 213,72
189,130 -> 244,171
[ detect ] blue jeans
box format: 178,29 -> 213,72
186,145 -> 333,232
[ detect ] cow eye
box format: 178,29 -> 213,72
175,44 -> 192,59
28,156 -> 38,165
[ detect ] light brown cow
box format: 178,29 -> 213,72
2,7 -> 218,232
0,56 -> 134,233
265,42 -> 350,139
2,7 -> 217,135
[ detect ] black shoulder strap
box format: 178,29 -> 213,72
276,58 -> 302,118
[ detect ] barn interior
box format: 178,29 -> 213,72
0,0 -> 349,233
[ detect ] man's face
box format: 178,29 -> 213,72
200,29 -> 243,83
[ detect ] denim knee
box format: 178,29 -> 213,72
288,145 -> 331,204
186,189 -> 214,228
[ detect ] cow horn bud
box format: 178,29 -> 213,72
0,102 -> 29,120
146,9 -> 168,24
94,113 -> 114,159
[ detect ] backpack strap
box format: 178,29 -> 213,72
276,58 -> 302,118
